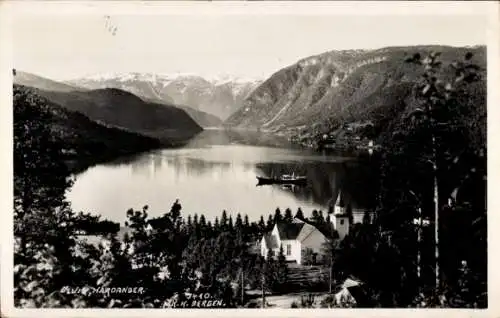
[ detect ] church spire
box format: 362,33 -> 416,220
334,189 -> 349,216
335,189 -> 346,208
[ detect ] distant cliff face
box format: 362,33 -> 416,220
225,46 -> 486,139
68,73 -> 262,120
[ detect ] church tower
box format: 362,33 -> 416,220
333,189 -> 350,240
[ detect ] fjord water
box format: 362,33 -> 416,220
67,129 -> 378,224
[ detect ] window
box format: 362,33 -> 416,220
286,244 -> 292,256
340,219 -> 344,225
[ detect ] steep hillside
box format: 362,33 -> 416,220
34,87 -> 203,144
139,96 -> 223,128
13,84 -> 161,172
175,105 -> 222,128
68,73 -> 262,120
225,45 -> 486,144
13,70 -> 84,93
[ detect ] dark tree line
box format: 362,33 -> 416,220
322,51 -> 486,308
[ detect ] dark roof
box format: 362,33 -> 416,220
293,216 -> 337,240
276,222 -> 305,240
263,233 -> 279,249
339,278 -> 372,307
346,286 -> 372,307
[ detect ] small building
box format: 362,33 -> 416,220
334,278 -> 371,307
260,221 -> 328,265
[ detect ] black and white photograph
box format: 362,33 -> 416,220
1,0 -> 498,314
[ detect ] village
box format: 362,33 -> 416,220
240,190 -> 375,308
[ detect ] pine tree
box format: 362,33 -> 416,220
235,213 -> 243,230
275,245 -> 289,292
221,210 -> 228,229
264,249 -> 276,292
243,214 -> 251,241
206,221 -> 213,238
214,216 -> 220,234
273,208 -> 282,223
170,199 -> 182,229
284,208 -> 293,223
318,210 -> 325,224
295,208 -> 305,220
266,215 -> 274,231
258,216 -> 266,233
200,214 -> 207,228
244,215 -> 250,228
321,233 -> 340,293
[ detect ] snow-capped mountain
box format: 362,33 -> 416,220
67,73 -> 262,120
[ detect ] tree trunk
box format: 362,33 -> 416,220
431,135 -> 440,290
241,270 -> 244,305
417,208 -> 422,291
261,274 -> 265,308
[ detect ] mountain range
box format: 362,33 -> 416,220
14,71 -> 206,151
14,71 -> 223,129
13,44 -> 486,156
224,45 -> 486,145
67,73 -> 262,120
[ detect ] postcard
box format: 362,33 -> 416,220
1,1 -> 499,317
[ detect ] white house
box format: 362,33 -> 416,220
260,220 -> 327,265
260,189 -> 374,264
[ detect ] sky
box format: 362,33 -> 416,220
12,5 -> 489,81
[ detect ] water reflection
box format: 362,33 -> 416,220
68,130 -> 378,224
255,160 -> 378,210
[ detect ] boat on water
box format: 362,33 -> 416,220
256,173 -> 307,186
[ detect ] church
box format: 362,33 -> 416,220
260,190 -> 373,265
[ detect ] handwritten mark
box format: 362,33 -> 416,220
103,15 -> 118,36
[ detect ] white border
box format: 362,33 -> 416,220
1,1 -> 499,317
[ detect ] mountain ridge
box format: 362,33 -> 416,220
67,72 -> 262,120
224,45 -> 486,146
14,84 -> 161,173
14,70 -> 84,93
32,87 -> 203,144
13,71 -> 219,130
